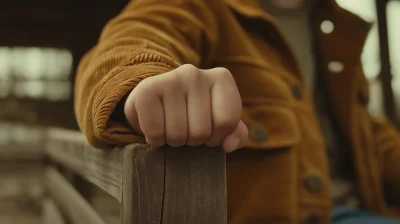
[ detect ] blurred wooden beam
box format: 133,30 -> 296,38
46,167 -> 107,224
0,99 -> 77,129
43,198 -> 66,224
0,162 -> 44,198
0,144 -> 43,161
45,128 -> 124,202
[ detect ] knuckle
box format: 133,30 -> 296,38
136,78 -> 157,93
174,64 -> 205,90
179,64 -> 199,75
179,64 -> 201,80
215,67 -> 233,79
178,64 -> 201,81
140,76 -> 156,86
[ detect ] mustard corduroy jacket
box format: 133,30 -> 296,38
74,0 -> 400,223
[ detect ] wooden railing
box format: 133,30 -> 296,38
0,126 -> 45,224
44,128 -> 227,224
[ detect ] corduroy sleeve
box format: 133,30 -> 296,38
74,0 -> 219,148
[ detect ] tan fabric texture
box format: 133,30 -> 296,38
74,0 -> 400,223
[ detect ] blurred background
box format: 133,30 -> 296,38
1,0 -> 128,223
0,0 -> 399,223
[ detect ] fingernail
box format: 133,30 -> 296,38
227,137 -> 241,153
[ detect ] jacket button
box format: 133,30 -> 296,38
328,61 -> 344,73
249,125 -> 268,142
291,85 -> 302,100
320,20 -> 334,34
304,175 -> 322,193
303,212 -> 320,224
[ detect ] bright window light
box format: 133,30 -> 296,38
0,47 -> 73,100
336,0 -> 381,80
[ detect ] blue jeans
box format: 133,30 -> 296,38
333,207 -> 400,224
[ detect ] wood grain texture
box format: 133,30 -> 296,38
162,146 -> 227,224
46,167 -> 107,224
43,198 -> 65,224
46,128 -> 227,224
45,128 -> 123,201
121,144 -> 165,224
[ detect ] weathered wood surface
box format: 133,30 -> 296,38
162,146 -> 227,224
121,145 -> 227,224
43,198 -> 65,224
45,128 -> 123,201
122,144 -> 165,224
46,167 -> 107,224
46,128 -> 227,224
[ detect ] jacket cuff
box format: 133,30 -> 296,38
90,63 -> 173,148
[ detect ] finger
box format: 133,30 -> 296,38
205,68 -> 242,147
186,84 -> 212,146
124,91 -> 143,135
134,88 -> 166,147
222,120 -> 248,153
163,86 -> 188,147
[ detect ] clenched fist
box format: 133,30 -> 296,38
124,64 -> 248,152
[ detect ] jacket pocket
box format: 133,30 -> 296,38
242,101 -> 301,150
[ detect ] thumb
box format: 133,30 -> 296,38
222,120 -> 248,153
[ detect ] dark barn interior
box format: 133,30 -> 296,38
1,0 -> 129,129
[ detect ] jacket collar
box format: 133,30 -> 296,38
224,0 -> 370,31
224,0 -> 337,19
224,0 -> 372,74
